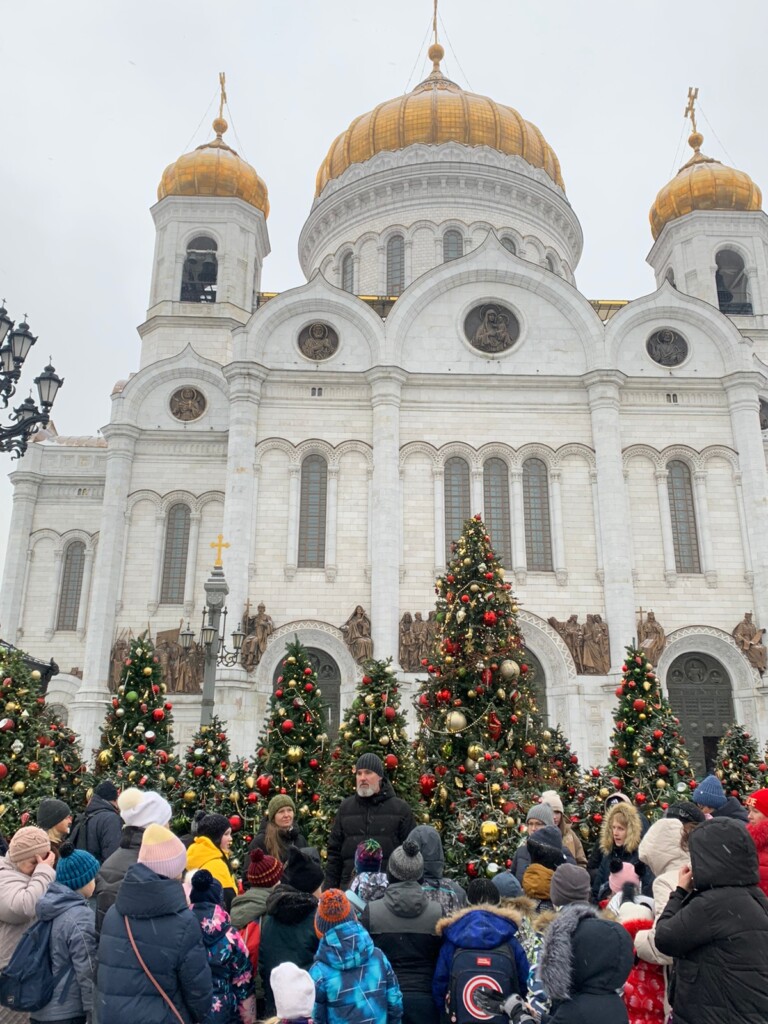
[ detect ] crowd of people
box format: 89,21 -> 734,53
0,761 -> 766,1024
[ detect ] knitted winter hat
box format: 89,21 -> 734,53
36,798 -> 71,831
527,825 -> 566,870
747,789 -> 768,818
665,801 -> 706,825
387,837 -> 424,882
271,963 -> 316,1020
138,823 -> 188,879
354,839 -> 383,873
267,794 -> 295,821
550,863 -> 591,907
692,774 -> 727,810
539,791 -> 564,814
195,813 -> 231,845
525,802 -> 555,828
608,860 -> 640,894
8,826 -> 50,867
491,870 -> 523,899
247,848 -> 283,888
55,841 -> 99,891
314,888 -> 356,938
119,789 -> 172,829
94,780 -> 119,802
355,753 -> 384,777
466,878 -> 500,906
282,845 -> 324,894
189,867 -> 224,906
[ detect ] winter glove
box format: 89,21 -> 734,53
474,989 -> 538,1023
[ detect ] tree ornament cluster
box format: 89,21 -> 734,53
715,725 -> 765,801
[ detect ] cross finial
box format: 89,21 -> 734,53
218,72 -> 227,121
684,86 -> 699,133
210,533 -> 230,567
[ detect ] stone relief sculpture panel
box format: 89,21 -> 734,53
464,303 -> 520,354
170,386 -> 207,421
399,611 -> 441,671
637,609 -> 666,666
548,613 -> 610,675
645,328 -> 688,367
241,603 -> 275,673
341,605 -> 373,664
298,321 -> 339,360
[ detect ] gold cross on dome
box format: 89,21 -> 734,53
211,533 -> 230,567
218,72 -> 227,121
433,0 -> 439,44
684,86 -> 699,133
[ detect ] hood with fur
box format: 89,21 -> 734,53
435,903 -> 521,942
540,903 -> 633,1002
599,801 -> 642,856
638,816 -> 685,877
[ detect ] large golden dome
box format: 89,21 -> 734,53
315,44 -> 564,197
158,117 -> 269,216
649,131 -> 760,240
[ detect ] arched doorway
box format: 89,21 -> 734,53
273,648 -> 342,740
666,653 -> 735,777
523,648 -> 547,722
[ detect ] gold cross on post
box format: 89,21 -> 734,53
211,533 -> 230,567
218,72 -> 227,121
433,0 -> 439,45
684,86 -> 699,133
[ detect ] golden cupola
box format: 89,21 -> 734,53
649,129 -> 761,240
315,43 -> 564,197
158,115 -> 269,217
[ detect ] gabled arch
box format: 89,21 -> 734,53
515,442 -> 558,470
477,442 -> 515,470
437,441 -> 481,471
111,346 -> 229,425
399,441 -> 439,471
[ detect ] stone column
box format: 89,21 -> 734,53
76,424 -> 140,751
183,511 -> 202,616
367,368 -> 405,663
734,472 -> 754,584
590,469 -> 604,583
584,371 -> 635,670
147,512 -> 165,614
285,467 -> 300,580
433,466 -> 445,578
325,467 -> 339,582
76,545 -> 95,639
45,547 -> 64,639
471,469 -> 484,517
0,469 -> 43,640
549,469 -> 567,585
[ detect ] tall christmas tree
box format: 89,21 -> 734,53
573,765 -> 619,849
715,725 -> 762,801
254,637 -> 329,842
414,514 -> 550,878
40,710 -> 88,810
218,756 -> 266,871
607,642 -> 694,817
176,716 -> 234,822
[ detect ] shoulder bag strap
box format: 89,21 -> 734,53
123,916 -> 186,1024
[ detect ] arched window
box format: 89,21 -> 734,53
386,235 -> 405,296
181,235 -> 218,303
665,267 -> 676,288
544,254 -> 557,273
341,253 -> 354,293
56,542 -> 86,631
523,458 -> 553,571
160,504 -> 191,604
483,459 -> 512,569
444,457 -> 470,561
443,230 -> 463,262
716,250 -> 751,314
501,236 -> 517,255
298,455 -> 328,568
667,460 -> 701,573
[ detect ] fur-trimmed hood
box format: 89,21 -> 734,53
435,902 -> 521,942
599,801 -> 643,856
748,818 -> 768,852
540,903 -> 633,1003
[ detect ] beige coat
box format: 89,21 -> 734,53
0,855 -> 56,1024
560,823 -> 587,867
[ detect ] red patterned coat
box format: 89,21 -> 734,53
620,917 -> 665,1024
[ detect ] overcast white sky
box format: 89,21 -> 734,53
0,0 -> 766,586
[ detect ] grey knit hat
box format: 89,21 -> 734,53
37,798 -> 71,831
387,837 -> 424,881
550,863 -> 591,907
355,753 -> 384,777
525,802 -> 554,828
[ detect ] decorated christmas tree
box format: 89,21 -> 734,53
94,634 -> 181,797
176,716 -> 234,822
218,756 -> 266,871
254,636 -> 329,843
39,710 -> 88,810
714,725 -> 763,801
572,765 -> 619,849
607,642 -> 694,817
540,723 -> 582,795
414,514 -> 551,878
318,657 -> 420,843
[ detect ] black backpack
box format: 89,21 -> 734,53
0,917 -> 70,1012
446,943 -> 520,1024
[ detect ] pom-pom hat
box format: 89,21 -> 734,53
387,838 -> 424,881
118,788 -> 172,829
138,823 -> 187,879
315,888 -> 356,937
55,842 -> 99,891
189,867 -> 224,906
354,839 -> 383,873
247,848 -> 283,888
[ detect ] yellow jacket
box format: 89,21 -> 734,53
186,836 -> 238,908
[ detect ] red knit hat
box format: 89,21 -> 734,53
314,888 -> 356,938
747,788 -> 768,818
247,848 -> 283,888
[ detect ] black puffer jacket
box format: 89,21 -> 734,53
97,862 -> 212,1024
95,825 -> 144,932
362,879 -> 443,995
248,816 -> 309,861
259,884 -> 319,1015
73,793 -> 123,863
324,778 -> 417,889
711,796 -> 749,823
655,817 -> 768,1024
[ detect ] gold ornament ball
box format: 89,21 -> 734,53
143,667 -> 153,677
97,750 -> 113,766
245,776 -> 255,790
542,730 -> 552,741
500,660 -> 520,681
364,695 -> 375,707
505,816 -> 516,828
656,779 -> 667,789
445,710 -> 467,733
183,790 -> 197,804
343,731 -> 352,741
11,781 -> 25,795
599,787 -> 610,798
480,821 -> 499,843
4,702 -> 17,713
468,744 -> 483,760
514,759 -> 523,769
463,557 -> 471,566
496,688 -> 506,700
379,735 -> 390,746
491,783 -> 501,794
30,670 -> 41,681
230,858 -> 240,872
467,689 -> 477,699
286,746 -> 304,764
287,656 -> 296,664
643,681 -> 651,691
465,758 -> 477,772
229,790 -> 240,801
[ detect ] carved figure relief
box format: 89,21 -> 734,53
241,602 -> 275,673
646,329 -> 688,367
399,612 -> 417,671
548,613 -> 610,675
637,609 -> 666,666
109,637 -> 130,692
298,321 -> 339,360
340,605 -> 373,664
464,303 -> 520,354
170,386 -> 207,421
548,614 -> 583,673
732,611 -> 766,674
152,627 -> 204,693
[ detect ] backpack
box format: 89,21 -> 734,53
68,812 -> 88,852
239,919 -> 261,975
0,918 -> 69,1012
446,943 -> 519,1024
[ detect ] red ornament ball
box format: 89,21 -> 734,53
384,706 -> 396,722
615,686 -> 624,698
28,761 -> 40,775
152,709 -> 165,721
384,754 -> 398,770
275,689 -> 283,698
460,595 -> 470,604
0,764 -> 7,780
256,774 -> 272,795
303,667 -> 312,676
304,682 -> 314,693
281,719 -> 294,733
632,699 -> 646,712
309,758 -> 320,770
635,793 -> 647,804
193,766 -> 205,777
229,815 -> 242,833
0,719 -> 15,733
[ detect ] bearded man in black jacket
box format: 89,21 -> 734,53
323,753 -> 416,889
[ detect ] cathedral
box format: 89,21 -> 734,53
3,41 -> 768,773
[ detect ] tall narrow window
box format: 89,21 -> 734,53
523,458 -> 553,571
501,236 -> 517,255
386,235 -> 405,296
160,504 -> 191,604
341,253 -> 354,293
56,542 -> 85,631
483,459 -> 512,569
298,455 -> 328,568
444,457 -> 470,561
667,461 -> 701,573
443,230 -> 463,262
716,250 -> 751,314
544,254 -> 557,273
181,235 -> 218,303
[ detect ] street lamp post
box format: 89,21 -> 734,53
0,305 -> 64,458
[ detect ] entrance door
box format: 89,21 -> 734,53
666,653 -> 735,777
523,648 -> 547,722
273,647 -> 342,740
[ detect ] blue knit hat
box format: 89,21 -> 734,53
55,841 -> 99,891
692,774 -> 727,810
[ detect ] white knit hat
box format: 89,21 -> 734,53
271,963 -> 315,1019
119,788 -> 172,829
540,790 -> 564,814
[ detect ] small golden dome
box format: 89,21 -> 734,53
158,118 -> 269,216
315,48 -> 563,197
649,131 -> 761,240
